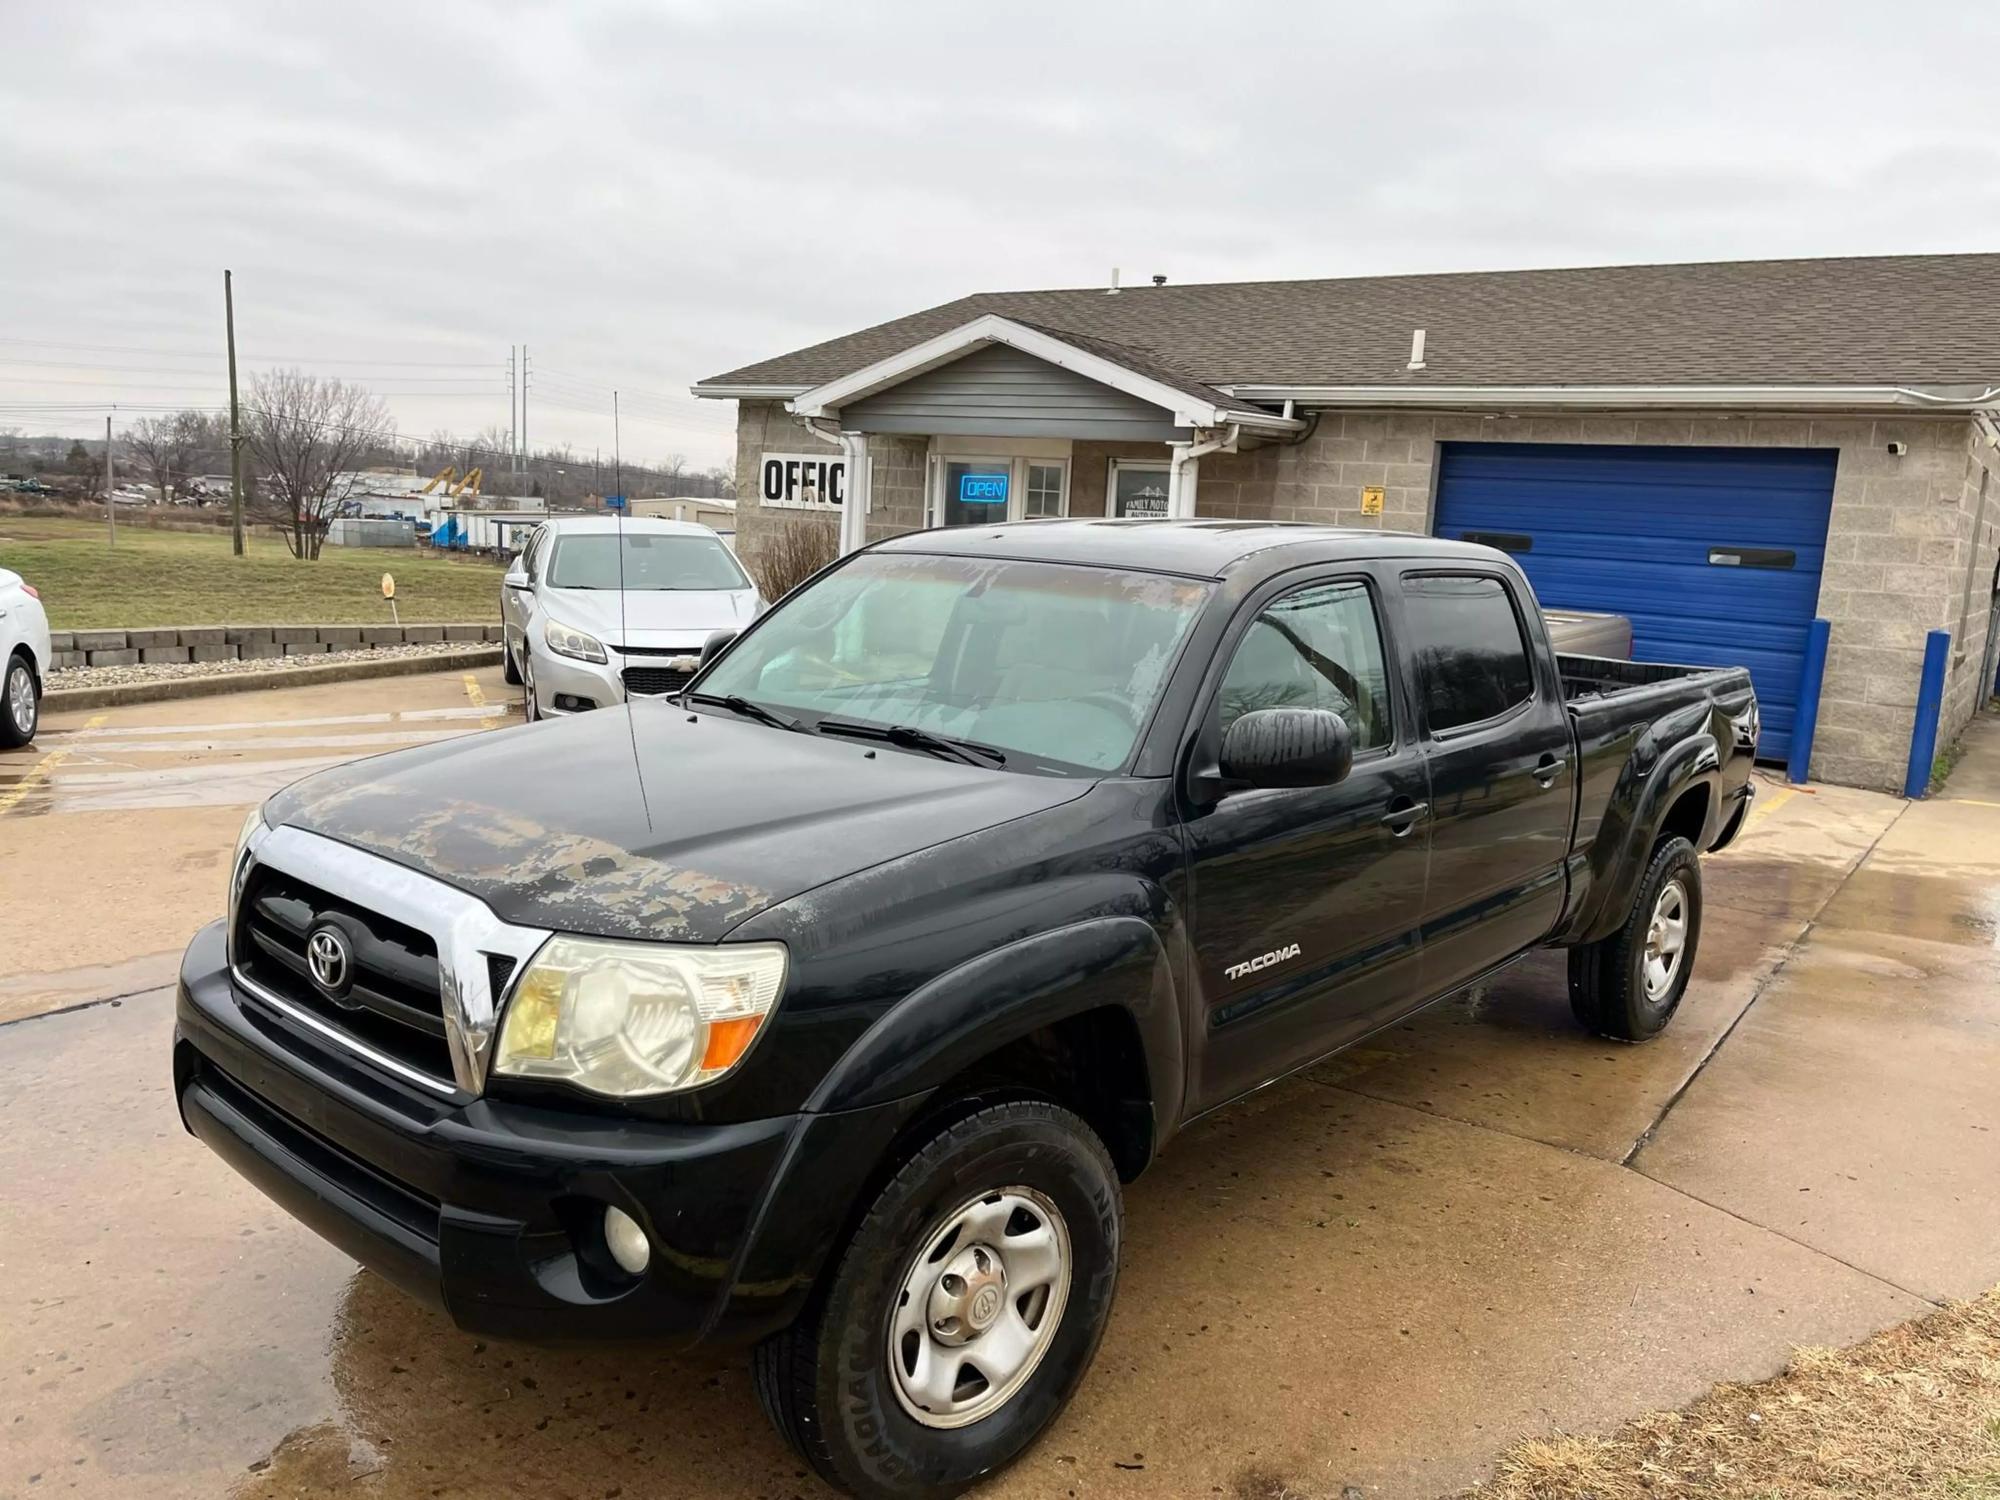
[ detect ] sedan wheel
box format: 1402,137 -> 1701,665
1,656 -> 38,748
522,649 -> 540,721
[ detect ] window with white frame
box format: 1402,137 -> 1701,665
1110,459 -> 1170,520
1025,461 -> 1067,518
928,447 -> 1071,525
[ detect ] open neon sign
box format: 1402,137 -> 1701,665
958,472 -> 1009,504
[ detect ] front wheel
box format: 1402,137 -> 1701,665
502,637 -> 522,686
520,647 -> 540,721
754,1100 -> 1121,1500
1,652 -> 39,748
1568,835 -> 1702,1041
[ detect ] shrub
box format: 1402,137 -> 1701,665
749,511 -> 839,600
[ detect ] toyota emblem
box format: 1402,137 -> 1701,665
306,925 -> 353,995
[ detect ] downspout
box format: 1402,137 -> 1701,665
1168,422 -> 1241,519
800,415 -> 869,555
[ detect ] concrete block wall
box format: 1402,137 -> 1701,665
46,622 -> 503,670
1221,410 -> 1984,792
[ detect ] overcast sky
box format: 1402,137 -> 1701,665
5,1 -> 1997,471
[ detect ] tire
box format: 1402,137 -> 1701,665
521,647 -> 540,721
502,639 -> 522,686
1568,835 -> 1702,1041
1,651 -> 38,749
753,1100 -> 1122,1500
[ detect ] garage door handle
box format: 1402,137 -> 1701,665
1532,756 -> 1566,787
1380,800 -> 1429,834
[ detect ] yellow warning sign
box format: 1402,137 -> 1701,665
1361,486 -> 1385,516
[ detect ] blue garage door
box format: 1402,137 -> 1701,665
1433,443 -> 1836,762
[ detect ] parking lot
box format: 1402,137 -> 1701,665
5,674 -> 1999,1499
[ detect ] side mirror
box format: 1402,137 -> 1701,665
699,628 -> 739,666
1219,708 -> 1354,790
504,570 -> 531,590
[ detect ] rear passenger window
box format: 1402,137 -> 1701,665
1402,574 -> 1535,733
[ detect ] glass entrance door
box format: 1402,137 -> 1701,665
941,460 -> 1012,527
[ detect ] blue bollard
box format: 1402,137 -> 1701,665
1787,618 -> 1831,785
1902,629 -> 1952,799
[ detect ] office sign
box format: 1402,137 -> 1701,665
957,471 -> 1009,505
760,452 -> 846,509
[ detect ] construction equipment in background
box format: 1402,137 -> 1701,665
417,466 -> 484,500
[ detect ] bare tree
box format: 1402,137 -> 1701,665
244,369 -> 392,559
125,411 -> 206,503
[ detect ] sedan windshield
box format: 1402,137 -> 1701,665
547,532 -> 749,591
695,552 -> 1212,773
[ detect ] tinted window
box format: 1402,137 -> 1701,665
1218,580 -> 1391,751
1402,574 -> 1534,732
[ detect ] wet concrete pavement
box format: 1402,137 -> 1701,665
3,682 -> 1998,1499
0,668 -> 517,1024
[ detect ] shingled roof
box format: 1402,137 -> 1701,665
697,253 -> 2000,396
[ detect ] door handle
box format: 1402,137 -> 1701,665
1532,756 -> 1567,788
1379,799 -> 1429,835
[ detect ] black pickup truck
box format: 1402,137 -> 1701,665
175,521 -> 1757,1499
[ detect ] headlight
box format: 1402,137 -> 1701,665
228,804 -> 266,912
493,936 -> 787,1097
543,618 -> 607,663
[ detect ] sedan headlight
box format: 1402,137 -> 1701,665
543,618 -> 607,663
493,936 -> 787,1097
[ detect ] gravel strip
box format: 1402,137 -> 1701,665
49,641 -> 486,691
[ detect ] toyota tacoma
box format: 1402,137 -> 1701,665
175,520 -> 1757,1498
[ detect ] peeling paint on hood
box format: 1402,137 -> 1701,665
264,700 -> 1091,942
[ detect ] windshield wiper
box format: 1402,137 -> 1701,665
816,718 -> 1006,766
686,692 -> 806,733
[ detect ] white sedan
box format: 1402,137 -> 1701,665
499,517 -> 763,720
1,566 -> 51,747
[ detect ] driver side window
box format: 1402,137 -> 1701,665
1218,579 -> 1392,751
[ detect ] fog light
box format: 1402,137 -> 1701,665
603,1206 -> 651,1276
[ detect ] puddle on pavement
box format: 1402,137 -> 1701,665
1815,867 -> 2000,948
232,1272 -> 797,1500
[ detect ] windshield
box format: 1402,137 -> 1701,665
696,552 -> 1212,774
546,532 -> 749,591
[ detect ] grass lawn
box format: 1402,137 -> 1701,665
0,516 -> 504,629
1467,1288 -> 2000,1499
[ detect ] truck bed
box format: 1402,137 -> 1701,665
1556,653 -> 1730,702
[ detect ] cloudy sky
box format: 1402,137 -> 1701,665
5,1 -> 1997,471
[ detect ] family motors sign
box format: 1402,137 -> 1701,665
760,452 -> 846,510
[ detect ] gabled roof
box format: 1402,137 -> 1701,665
695,252 -> 2000,399
784,314 -> 1296,431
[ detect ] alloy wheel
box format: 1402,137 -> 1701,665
7,663 -> 34,737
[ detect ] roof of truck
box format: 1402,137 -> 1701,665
871,518 -> 1509,579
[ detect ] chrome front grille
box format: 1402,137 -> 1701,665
228,823 -> 551,1097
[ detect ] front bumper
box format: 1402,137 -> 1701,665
530,647 -> 622,715
174,919 -> 914,1347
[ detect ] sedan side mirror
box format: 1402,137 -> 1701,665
1219,708 -> 1354,790
699,628 -> 739,666
504,570 -> 531,590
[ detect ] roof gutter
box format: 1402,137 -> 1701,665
1218,383 -> 2000,411
690,383 -> 809,400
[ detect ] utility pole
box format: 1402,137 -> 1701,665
225,269 -> 244,555
104,414 -> 116,547
508,346 -> 518,475
613,391 -> 622,505
520,344 -> 530,481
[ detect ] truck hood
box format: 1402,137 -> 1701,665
264,700 -> 1090,942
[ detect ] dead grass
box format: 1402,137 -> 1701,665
1462,1290 -> 2000,1499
